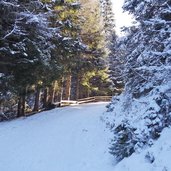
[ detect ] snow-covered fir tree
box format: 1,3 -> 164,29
99,0 -> 119,94
0,0 -> 86,117
107,0 -> 171,162
0,0 -> 112,119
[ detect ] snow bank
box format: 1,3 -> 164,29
103,85 -> 171,170
114,127 -> 171,171
104,81 -> 171,168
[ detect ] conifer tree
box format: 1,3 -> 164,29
99,0 -> 120,95
109,0 -> 171,161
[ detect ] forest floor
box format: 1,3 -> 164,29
0,102 -> 114,171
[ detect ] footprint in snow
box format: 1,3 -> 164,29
82,129 -> 88,132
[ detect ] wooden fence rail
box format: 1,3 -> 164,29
26,96 -> 112,116
77,97 -> 96,104
60,96 -> 112,106
94,96 -> 112,102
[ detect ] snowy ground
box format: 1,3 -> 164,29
0,102 -> 114,171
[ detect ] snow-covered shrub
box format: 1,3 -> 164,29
109,121 -> 137,162
144,91 -> 171,139
106,96 -> 120,112
109,117 -> 155,162
106,86 -> 171,162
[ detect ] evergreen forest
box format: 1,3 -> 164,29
0,0 -> 115,119
1,0 -> 171,170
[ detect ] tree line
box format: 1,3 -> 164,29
0,0 -> 115,119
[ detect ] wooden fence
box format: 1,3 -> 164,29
26,96 -> 112,116
60,96 -> 112,106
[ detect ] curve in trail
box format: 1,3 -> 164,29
0,102 -> 114,171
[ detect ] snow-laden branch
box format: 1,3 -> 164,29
135,66 -> 171,71
2,21 -> 17,40
132,68 -> 148,81
0,0 -> 19,7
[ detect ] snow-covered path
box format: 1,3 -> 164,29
0,102 -> 114,171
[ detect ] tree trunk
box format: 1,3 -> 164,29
87,89 -> 90,97
17,97 -> 22,117
17,88 -> 26,117
21,93 -> 26,116
65,75 -> 71,100
48,81 -> 57,104
43,87 -> 49,108
60,77 -> 64,101
76,75 -> 80,100
33,87 -> 41,112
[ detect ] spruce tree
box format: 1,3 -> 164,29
109,0 -> 171,161
100,0 -> 119,95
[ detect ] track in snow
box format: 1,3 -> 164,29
0,102 -> 114,171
